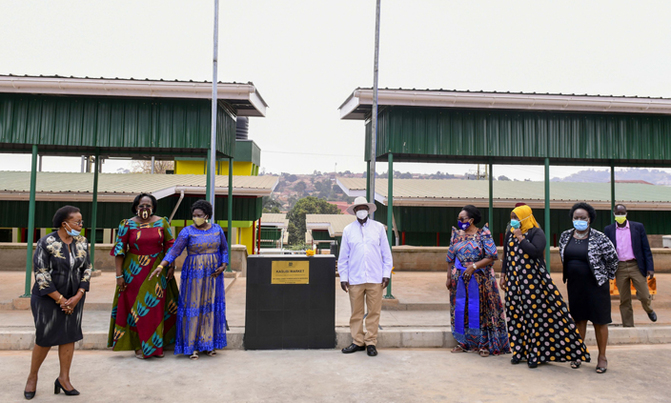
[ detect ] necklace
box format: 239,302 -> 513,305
574,230 -> 589,239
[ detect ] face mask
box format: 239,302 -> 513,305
614,215 -> 627,224
356,210 -> 369,220
573,220 -> 589,231
457,220 -> 471,231
137,206 -> 152,220
65,223 -> 81,237
510,219 -> 521,229
193,216 -> 207,226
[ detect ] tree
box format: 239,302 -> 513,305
498,175 -> 511,181
287,196 -> 340,245
262,196 -> 283,213
131,159 -> 175,174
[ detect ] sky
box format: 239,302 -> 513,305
1,0 -> 671,181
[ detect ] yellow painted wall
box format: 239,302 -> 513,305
174,160 -> 207,175
174,160 -> 256,176
240,224 -> 255,254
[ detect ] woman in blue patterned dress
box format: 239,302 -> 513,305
156,200 -> 229,360
446,205 -> 510,356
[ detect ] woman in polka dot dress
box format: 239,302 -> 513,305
500,205 -> 590,369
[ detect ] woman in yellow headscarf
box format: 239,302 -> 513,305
501,205 -> 590,369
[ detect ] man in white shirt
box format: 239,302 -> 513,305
338,196 -> 393,357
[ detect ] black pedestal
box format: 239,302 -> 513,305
244,255 -> 336,350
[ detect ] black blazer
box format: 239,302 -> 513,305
604,220 -> 654,276
503,226 -> 546,274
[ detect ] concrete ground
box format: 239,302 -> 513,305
3,345 -> 671,402
1,270 -> 670,349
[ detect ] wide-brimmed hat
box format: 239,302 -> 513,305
346,196 -> 377,215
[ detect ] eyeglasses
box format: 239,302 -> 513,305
69,220 -> 84,226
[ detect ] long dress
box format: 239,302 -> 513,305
31,232 -> 92,347
504,231 -> 591,365
107,217 -> 179,358
447,225 -> 510,354
163,224 -> 228,355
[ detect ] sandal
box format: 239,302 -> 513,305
155,353 -> 165,358
205,350 -> 217,357
134,350 -> 145,360
451,346 -> 466,353
571,360 -> 581,369
478,349 -> 490,357
189,351 -> 199,360
596,358 -> 608,374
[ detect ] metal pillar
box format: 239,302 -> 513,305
368,0 -> 381,220
90,152 -> 100,272
544,158 -> 551,273
611,162 -> 616,221
488,162 -> 494,230
208,0 -> 219,210
23,145 -> 38,297
385,153 -> 394,299
226,157 -> 233,271
205,152 -> 211,202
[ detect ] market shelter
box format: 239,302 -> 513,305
339,88 -> 671,268
337,177 -> 671,247
0,75 -> 267,295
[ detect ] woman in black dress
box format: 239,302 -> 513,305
24,206 -> 92,399
501,205 -> 589,369
558,202 -> 618,374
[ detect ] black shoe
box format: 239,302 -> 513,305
24,390 -> 35,400
511,357 -> 520,365
366,345 -> 378,357
341,343 -> 365,354
648,311 -> 658,322
528,362 -> 538,369
54,379 -> 79,396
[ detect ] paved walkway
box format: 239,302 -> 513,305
1,271 -> 669,349
4,345 -> 671,402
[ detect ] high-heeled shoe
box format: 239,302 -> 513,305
54,378 -> 80,396
23,390 -> 35,400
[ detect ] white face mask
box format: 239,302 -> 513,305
356,210 -> 369,220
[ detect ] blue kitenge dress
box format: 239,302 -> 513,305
163,223 -> 229,355
447,225 -> 510,355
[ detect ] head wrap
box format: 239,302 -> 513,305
512,205 -> 539,234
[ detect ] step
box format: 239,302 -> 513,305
2,325 -> 670,351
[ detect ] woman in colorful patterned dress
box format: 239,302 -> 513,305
156,200 -> 228,360
500,205 -> 590,369
446,205 -> 509,357
107,193 -> 179,359
24,206 -> 91,399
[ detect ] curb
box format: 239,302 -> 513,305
3,326 -> 671,351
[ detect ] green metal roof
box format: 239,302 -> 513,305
340,88 -> 671,166
337,177 -> 671,210
0,171 -> 278,201
0,76 -> 268,158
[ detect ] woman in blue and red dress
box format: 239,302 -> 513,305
446,205 -> 510,357
107,193 -> 179,359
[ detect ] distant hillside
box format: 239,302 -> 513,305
552,168 -> 671,185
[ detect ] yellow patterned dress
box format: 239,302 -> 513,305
107,217 -> 179,357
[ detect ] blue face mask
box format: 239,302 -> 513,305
65,223 -> 81,237
457,220 -> 471,231
510,219 -> 521,229
573,220 -> 589,231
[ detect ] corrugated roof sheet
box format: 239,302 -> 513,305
306,214 -> 356,237
0,171 -> 278,200
261,213 -> 288,228
336,177 -> 671,209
